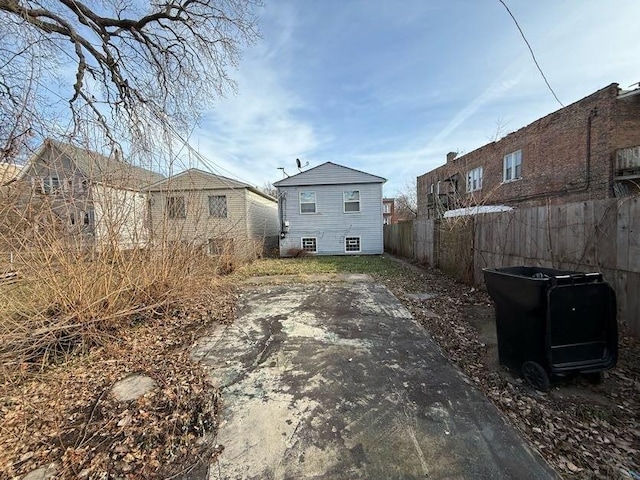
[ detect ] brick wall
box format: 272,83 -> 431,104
417,83 -> 640,218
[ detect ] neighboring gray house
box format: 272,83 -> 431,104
274,162 -> 386,256
16,139 -> 163,249
147,169 -> 279,258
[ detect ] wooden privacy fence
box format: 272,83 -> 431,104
383,221 -> 414,259
385,197 -> 640,335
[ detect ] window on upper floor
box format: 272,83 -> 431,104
299,191 -> 316,214
39,176 -> 61,194
383,203 -> 391,214
83,210 -> 94,226
208,195 -> 228,218
344,190 -> 360,213
503,150 -> 522,182
467,166 -> 483,192
167,196 -> 186,218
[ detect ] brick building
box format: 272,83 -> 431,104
417,83 -> 640,218
382,197 -> 396,225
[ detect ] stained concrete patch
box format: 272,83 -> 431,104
111,374 -> 157,402
243,273 -> 374,285
405,292 -> 439,301
195,283 -> 558,480
21,464 -> 57,480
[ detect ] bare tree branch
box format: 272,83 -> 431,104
0,0 -> 261,159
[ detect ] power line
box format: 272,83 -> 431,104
498,0 -> 564,108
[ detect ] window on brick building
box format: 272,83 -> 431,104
467,166 -> 483,192
503,150 -> 522,182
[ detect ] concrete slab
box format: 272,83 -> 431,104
405,292 -> 439,301
194,283 -> 558,480
111,374 -> 157,402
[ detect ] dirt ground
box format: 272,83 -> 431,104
379,255 -> 639,480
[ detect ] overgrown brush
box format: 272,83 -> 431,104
0,183 -> 243,380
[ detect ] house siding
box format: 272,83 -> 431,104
149,187 -> 248,246
147,169 -> 278,258
417,83 -> 640,218
278,183 -> 383,256
246,190 -> 279,252
92,184 -> 149,250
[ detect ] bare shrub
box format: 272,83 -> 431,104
285,247 -> 312,258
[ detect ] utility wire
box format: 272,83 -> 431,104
498,0 -> 564,108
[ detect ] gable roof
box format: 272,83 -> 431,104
147,168 -> 276,202
20,139 -> 164,190
273,162 -> 386,187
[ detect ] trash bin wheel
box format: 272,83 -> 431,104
522,361 -> 550,392
584,371 -> 604,385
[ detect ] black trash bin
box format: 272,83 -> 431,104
483,266 -> 618,391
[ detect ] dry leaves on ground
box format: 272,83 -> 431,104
378,258 -> 639,480
0,285 -> 236,479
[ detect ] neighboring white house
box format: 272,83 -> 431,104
274,162 -> 386,256
147,169 -> 279,259
16,139 -> 163,249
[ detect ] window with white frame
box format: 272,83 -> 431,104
299,191 -> 316,214
383,203 -> 391,214
83,210 -> 94,226
345,237 -> 361,252
301,237 -> 317,253
167,196 -> 186,218
503,150 -> 522,182
208,195 -> 227,218
467,166 -> 483,192
430,183 -> 435,194
343,190 -> 360,213
40,176 -> 60,194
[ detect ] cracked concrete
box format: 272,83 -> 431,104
193,281 -> 558,479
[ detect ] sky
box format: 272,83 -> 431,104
190,0 -> 640,196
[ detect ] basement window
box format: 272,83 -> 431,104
503,150 -> 522,182
467,166 -> 483,192
301,237 -> 317,253
345,237 -> 361,253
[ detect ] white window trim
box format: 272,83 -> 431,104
301,237 -> 317,253
467,166 -> 483,192
343,190 -> 361,214
344,236 -> 361,253
299,191 -> 317,214
503,150 -> 523,183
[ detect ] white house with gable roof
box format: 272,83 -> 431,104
274,162 -> 386,256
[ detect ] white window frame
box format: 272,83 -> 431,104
467,166 -> 483,192
299,191 -> 316,214
40,176 -> 60,194
345,236 -> 361,253
301,237 -> 317,253
503,150 -> 522,182
343,190 -> 361,213
383,202 -> 391,214
208,195 -> 228,218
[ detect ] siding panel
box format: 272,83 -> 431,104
278,183 -> 383,256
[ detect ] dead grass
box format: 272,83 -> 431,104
0,183 -> 249,478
